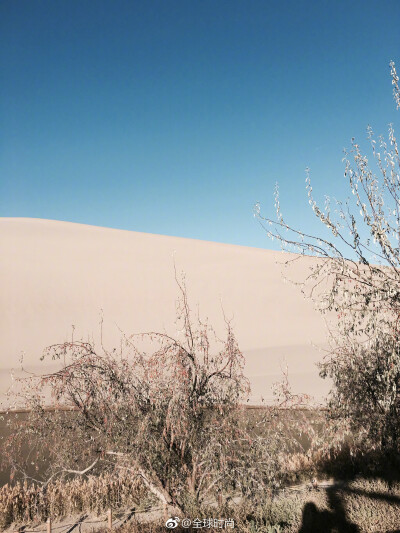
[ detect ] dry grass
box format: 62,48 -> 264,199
1,408 -> 399,532
0,473 -> 151,529
89,479 -> 400,533
235,479 -> 400,532
1,476 -> 399,532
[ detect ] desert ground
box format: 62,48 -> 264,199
0,217 -> 331,409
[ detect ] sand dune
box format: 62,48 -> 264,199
0,218 -> 332,408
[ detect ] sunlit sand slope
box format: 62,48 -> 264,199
0,218 -> 332,408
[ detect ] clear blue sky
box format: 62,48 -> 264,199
1,0 -> 399,249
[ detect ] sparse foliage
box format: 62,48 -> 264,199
255,60 -> 400,454
3,273 -> 309,513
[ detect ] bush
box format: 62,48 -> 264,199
4,274 -> 306,514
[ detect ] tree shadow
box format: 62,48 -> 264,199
319,444 -> 400,486
298,447 -> 400,532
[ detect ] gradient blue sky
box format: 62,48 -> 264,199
1,0 -> 400,249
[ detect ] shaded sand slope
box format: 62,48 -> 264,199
0,218 -> 332,407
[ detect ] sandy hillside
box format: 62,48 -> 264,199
0,218 -> 333,408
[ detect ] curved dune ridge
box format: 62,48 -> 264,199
0,218 -> 332,408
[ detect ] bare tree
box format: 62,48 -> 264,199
254,60 -> 400,453
4,272 -> 305,511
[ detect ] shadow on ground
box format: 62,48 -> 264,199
298,448 -> 400,532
